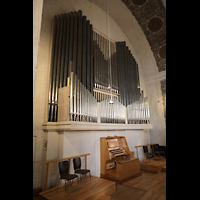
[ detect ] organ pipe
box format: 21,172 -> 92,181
48,10 -> 150,124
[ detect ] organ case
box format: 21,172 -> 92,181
47,10 -> 151,124
100,136 -> 141,183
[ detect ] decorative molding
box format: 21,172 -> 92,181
42,121 -> 153,132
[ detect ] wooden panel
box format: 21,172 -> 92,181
100,137 -> 110,175
116,159 -> 140,179
139,157 -> 166,173
135,143 -> 156,148
100,136 -> 141,183
41,153 -> 90,165
57,86 -> 70,122
121,137 -> 130,154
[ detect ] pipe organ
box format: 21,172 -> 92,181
100,136 -> 141,183
48,10 -> 150,124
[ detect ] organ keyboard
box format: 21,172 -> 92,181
110,149 -> 124,156
100,136 -> 142,183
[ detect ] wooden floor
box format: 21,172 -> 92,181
114,171 -> 166,200
139,157 -> 166,173
39,176 -> 115,200
38,170 -> 166,200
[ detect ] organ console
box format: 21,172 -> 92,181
100,136 -> 142,183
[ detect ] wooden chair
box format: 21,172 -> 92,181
152,144 -> 165,158
57,160 -> 79,192
73,157 -> 91,182
143,146 -> 155,162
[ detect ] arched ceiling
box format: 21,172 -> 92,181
121,0 -> 166,72
41,0 -> 166,88
88,0 -> 166,74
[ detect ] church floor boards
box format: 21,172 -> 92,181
120,171 -> 166,200
38,171 -> 166,200
139,157 -> 166,173
39,176 -> 115,200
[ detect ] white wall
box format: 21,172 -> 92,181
33,0 -> 43,101
33,0 -> 45,189
44,129 -> 149,189
145,71 -> 166,145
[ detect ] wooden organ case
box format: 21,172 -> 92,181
100,136 -> 141,183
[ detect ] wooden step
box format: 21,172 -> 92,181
87,192 -> 111,200
162,165 -> 166,172
140,157 -> 166,173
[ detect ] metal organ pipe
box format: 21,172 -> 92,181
48,10 -> 150,124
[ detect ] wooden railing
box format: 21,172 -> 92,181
134,144 -> 156,158
41,153 -> 90,190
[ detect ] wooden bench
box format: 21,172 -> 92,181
134,144 -> 156,158
41,153 -> 90,190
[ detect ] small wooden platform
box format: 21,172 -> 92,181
140,157 -> 166,173
39,176 -> 116,200
162,164 -> 166,172
101,170 -> 142,184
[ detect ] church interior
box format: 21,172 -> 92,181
33,0 -> 166,199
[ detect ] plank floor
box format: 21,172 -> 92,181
139,158 -> 166,173
39,176 -> 115,200
119,171 -> 166,200
38,170 -> 166,200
